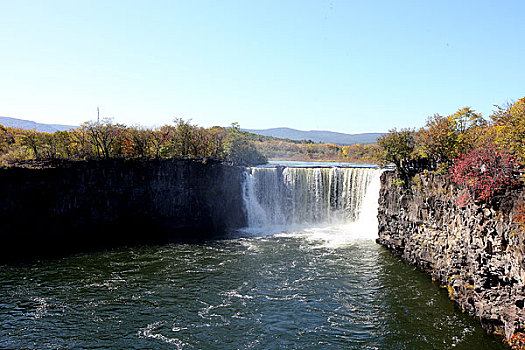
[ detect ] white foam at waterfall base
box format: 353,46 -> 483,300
240,167 -> 383,246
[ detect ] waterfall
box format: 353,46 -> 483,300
242,166 -> 382,237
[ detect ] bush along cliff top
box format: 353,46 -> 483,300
377,97 -> 525,204
0,118 -> 267,168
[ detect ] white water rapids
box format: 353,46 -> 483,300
241,166 -> 382,243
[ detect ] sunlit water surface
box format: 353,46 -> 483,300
0,227 -> 506,349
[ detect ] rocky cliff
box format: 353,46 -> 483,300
377,170 -> 525,344
0,159 -> 247,264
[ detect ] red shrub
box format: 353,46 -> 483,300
451,146 -> 519,203
510,331 -> 525,350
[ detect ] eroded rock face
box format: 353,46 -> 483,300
377,170 -> 525,342
0,159 -> 247,263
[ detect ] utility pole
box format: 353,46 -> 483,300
97,107 -> 100,122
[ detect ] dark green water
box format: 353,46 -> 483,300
0,228 -> 506,349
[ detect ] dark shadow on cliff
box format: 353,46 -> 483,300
0,159 -> 247,265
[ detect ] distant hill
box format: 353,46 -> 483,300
0,117 -> 383,145
0,117 -> 76,133
243,127 -> 384,145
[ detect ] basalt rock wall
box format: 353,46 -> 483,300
0,159 -> 247,263
377,170 -> 525,343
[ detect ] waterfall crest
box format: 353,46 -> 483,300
242,166 -> 382,237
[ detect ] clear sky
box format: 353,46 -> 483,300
1,0 -> 524,133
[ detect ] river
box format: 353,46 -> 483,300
0,163 -> 507,349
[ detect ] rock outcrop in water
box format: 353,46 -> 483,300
377,170 -> 525,344
0,159 -> 246,263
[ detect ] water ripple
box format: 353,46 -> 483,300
0,233 -> 507,349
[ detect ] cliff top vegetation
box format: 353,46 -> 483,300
377,96 -> 525,205
0,118 -> 267,167
0,116 -> 381,166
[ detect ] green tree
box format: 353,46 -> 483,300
53,131 -> 74,159
377,128 -> 416,174
224,123 -> 267,166
21,130 -> 44,159
41,133 -> 59,160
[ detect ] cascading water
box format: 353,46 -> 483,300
241,166 -> 382,239
1,165 -> 504,349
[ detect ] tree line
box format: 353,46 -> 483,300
377,97 -> 525,204
0,118 -> 267,167
252,138 -> 378,163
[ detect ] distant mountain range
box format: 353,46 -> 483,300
0,116 -> 76,133
0,117 -> 383,145
243,127 -> 384,145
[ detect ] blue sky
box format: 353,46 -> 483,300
1,1 -> 524,133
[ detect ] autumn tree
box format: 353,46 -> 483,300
129,126 -> 153,158
70,128 -> 92,159
189,127 -> 209,157
81,118 -> 125,159
377,128 -> 416,174
172,118 -> 194,157
417,108 -> 485,166
206,126 -> 227,159
53,131 -> 74,159
491,97 -> 525,162
20,130 -> 44,159
150,126 -> 173,159
0,124 -> 14,155
41,133 -> 60,160
342,143 -> 378,161
451,145 -> 519,205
